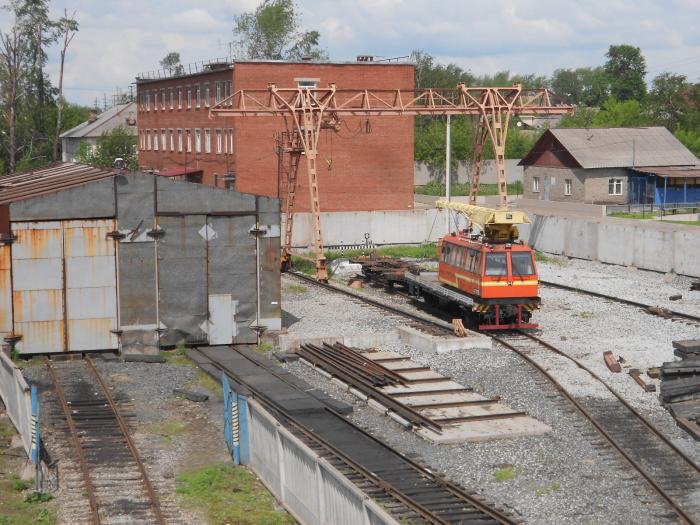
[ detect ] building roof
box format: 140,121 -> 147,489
630,166 -> 700,179
520,127 -> 699,169
0,162 -> 115,205
60,102 -> 136,139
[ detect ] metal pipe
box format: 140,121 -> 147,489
445,115 -> 451,234
255,206 -> 262,346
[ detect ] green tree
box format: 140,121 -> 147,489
75,126 -> 137,170
604,44 -> 647,102
160,51 -> 184,75
233,0 -> 327,61
649,72 -> 690,129
550,67 -> 608,106
675,129 -> 700,158
592,98 -> 650,127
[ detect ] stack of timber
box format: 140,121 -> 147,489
660,340 -> 700,440
351,256 -> 419,287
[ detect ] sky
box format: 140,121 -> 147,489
2,0 -> 700,106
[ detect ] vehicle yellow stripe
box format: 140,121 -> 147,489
481,280 -> 539,287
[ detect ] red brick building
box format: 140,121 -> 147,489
135,60 -> 415,212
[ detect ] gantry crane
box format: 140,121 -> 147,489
210,83 -> 573,281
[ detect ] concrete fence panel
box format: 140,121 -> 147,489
674,231 -> 700,277
598,223 -> 636,267
634,228 -> 675,274
245,399 -> 397,525
0,350 -> 33,455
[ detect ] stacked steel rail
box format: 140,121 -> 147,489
46,357 -> 165,525
190,347 -> 518,525
287,272 -> 700,524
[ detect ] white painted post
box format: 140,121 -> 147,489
445,115 -> 452,233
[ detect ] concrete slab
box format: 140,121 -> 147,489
381,381 -> 468,394
364,351 -> 405,361
277,331 -> 398,354
398,325 -> 492,354
418,404 -> 521,420
418,417 -> 551,443
378,359 -> 422,370
398,392 -> 488,406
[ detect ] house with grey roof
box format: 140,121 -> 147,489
519,127 -> 700,205
60,102 -> 137,162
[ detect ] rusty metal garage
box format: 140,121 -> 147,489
0,163 -> 280,355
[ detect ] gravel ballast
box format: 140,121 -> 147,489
279,271 -> 698,525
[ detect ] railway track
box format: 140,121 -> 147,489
46,356 -> 166,525
191,346 -> 518,525
287,271 -> 700,524
540,279 -> 700,328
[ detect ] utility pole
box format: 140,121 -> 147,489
445,115 -> 451,234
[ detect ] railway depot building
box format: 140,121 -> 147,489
520,127 -> 700,205
135,59 -> 415,213
0,163 -> 280,356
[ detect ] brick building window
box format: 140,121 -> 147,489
608,178 -> 623,195
204,83 -> 210,107
169,89 -> 174,110
186,129 -> 192,152
195,84 -> 201,108
153,128 -> 159,150
145,91 -> 150,111
226,81 -> 232,105
195,128 -> 201,153
533,176 -> 540,193
215,81 -> 222,104
297,78 -> 318,88
204,128 -> 211,153
177,87 -> 182,110
153,92 -> 157,110
215,129 -> 222,154
161,89 -> 166,110
186,86 -> 191,109
146,130 -> 151,149
161,129 -> 166,151
169,129 -> 174,151
177,129 -> 183,152
564,179 -> 572,196
228,128 -> 234,153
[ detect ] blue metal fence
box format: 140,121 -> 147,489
222,373 -> 249,465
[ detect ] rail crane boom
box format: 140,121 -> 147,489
210,82 -> 573,281
435,200 -> 530,242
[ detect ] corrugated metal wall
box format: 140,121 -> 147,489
0,243 -> 13,339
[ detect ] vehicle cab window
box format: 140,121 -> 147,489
510,252 -> 535,276
485,253 -> 507,276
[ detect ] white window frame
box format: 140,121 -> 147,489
146,129 -> 151,150
608,178 -> 623,195
161,89 -> 166,110
145,90 -> 150,111
169,128 -> 174,151
533,176 -> 540,193
226,80 -> 232,105
296,77 -> 319,89
177,87 -> 182,110
153,128 -> 159,150
204,83 -> 210,107
195,128 -> 201,153
215,81 -> 222,104
215,129 -> 222,154
169,89 -> 174,110
564,178 -> 572,196
177,128 -> 183,152
195,84 -> 201,108
186,86 -> 191,109
161,129 -> 166,152
204,128 -> 211,153
228,128 -> 234,154
186,129 -> 192,153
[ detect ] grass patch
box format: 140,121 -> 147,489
144,419 -> 188,445
415,181 -> 524,197
609,211 -> 659,220
187,369 -> 223,397
283,283 -> 308,294
494,466 -> 524,482
257,342 -> 273,354
578,311 -> 595,319
535,251 -> 568,267
658,219 -> 700,226
162,342 -> 194,367
9,475 -> 30,492
0,474 -> 56,525
0,420 -> 15,443
176,463 -> 293,525
535,481 -> 561,497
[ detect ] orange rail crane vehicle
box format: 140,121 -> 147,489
209,82 -> 573,283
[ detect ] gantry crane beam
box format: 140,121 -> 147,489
210,83 -> 573,281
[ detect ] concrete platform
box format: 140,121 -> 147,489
277,331 -> 397,354
398,325 -> 492,353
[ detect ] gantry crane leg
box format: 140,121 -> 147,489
280,132 -> 302,271
468,117 -> 489,205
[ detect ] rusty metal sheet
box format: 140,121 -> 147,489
11,222 -> 65,354
0,244 -> 12,337
64,219 -> 118,351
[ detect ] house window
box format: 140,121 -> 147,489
225,80 -> 232,105
229,128 -> 234,153
204,83 -> 210,107
161,129 -> 166,151
169,89 -> 174,110
296,78 -> 319,88
215,81 -> 222,104
161,89 -> 166,110
195,128 -> 201,153
564,178 -> 572,196
146,130 -> 151,149
533,176 -> 540,193
145,90 -> 150,111
153,128 -> 159,150
153,92 -> 157,110
186,86 -> 191,109
177,129 -> 183,152
195,84 -> 201,108
608,178 -> 623,195
215,129 -> 222,154
169,129 -> 174,151
177,87 -> 182,109
186,129 -> 192,152
204,128 -> 211,153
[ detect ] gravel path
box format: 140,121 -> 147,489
279,273 -> 695,525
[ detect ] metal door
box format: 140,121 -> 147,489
64,219 -> 118,351
0,243 -> 13,339
11,222 -> 65,353
543,176 -> 554,201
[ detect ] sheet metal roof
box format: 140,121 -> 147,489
549,127 -> 699,169
59,102 -> 136,139
630,166 -> 700,179
0,162 -> 115,205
